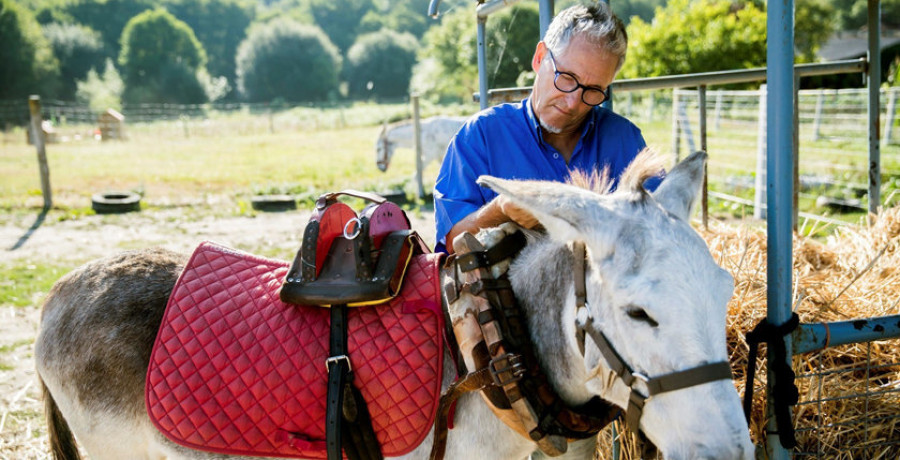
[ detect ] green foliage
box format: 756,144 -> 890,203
65,0 -> 155,63
359,0 -> 430,38
42,22 -> 105,100
235,18 -> 341,102
161,0 -> 255,96
414,3 -> 539,102
119,8 -> 208,104
76,59 -> 124,111
306,0 -> 374,54
0,0 -> 60,100
793,0 -> 836,63
621,0 -> 768,79
346,30 -> 418,100
831,0 -> 900,30
610,0 -> 667,25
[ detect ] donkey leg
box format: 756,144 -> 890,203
35,248 -> 187,460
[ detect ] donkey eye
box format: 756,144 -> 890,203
626,306 -> 659,327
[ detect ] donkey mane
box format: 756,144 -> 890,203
567,148 -> 664,196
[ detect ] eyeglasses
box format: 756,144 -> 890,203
546,49 -> 609,106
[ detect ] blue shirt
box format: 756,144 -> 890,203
433,97 -> 656,252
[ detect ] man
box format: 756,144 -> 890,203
433,3 -> 659,253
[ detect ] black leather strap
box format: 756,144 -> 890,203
326,304 -> 349,460
456,230 -> 526,272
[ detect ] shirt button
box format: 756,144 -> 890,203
553,153 -> 559,159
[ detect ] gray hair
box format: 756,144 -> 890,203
543,3 -> 628,72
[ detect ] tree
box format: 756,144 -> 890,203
162,0 -> 255,98
359,0 -> 430,39
43,23 -> 105,100
65,0 -> 155,63
413,3 -> 538,102
621,0 -> 768,79
306,0 -> 374,54
346,30 -> 418,100
119,8 -> 208,104
0,0 -> 60,100
831,0 -> 900,30
235,18 -> 341,102
76,58 -> 124,111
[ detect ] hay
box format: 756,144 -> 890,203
599,208 -> 900,459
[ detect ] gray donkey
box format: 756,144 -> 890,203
36,151 -> 754,459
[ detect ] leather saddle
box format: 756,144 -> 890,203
280,189 -> 429,306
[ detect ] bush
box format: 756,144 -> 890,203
76,59 -> 124,112
43,23 -> 105,100
0,0 -> 60,101
345,30 -> 417,100
119,8 -> 208,104
236,19 -> 341,102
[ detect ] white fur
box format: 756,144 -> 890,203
375,117 -> 467,172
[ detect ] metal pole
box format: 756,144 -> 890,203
754,85 -> 767,220
672,88 -> 681,163
792,315 -> 900,355
538,0 -> 553,38
766,1 -> 795,458
477,17 -> 489,110
28,95 -> 52,210
868,0 -> 882,215
699,85 -> 708,229
412,94 -> 424,199
884,88 -> 897,146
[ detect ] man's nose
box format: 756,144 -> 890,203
562,90 -> 582,109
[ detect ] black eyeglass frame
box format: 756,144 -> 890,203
546,48 -> 610,107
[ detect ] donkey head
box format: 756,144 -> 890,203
478,151 -> 754,460
375,121 -> 393,172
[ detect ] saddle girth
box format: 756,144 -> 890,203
432,229 -> 616,460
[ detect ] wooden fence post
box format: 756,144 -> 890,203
28,95 -> 52,210
884,88 -> 897,146
412,94 -> 424,199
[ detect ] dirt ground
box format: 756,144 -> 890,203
0,205 -> 436,459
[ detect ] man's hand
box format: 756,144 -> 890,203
444,196 -> 538,253
495,195 -> 539,229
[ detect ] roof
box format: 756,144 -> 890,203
818,29 -> 900,61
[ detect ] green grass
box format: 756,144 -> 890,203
0,261 -> 79,308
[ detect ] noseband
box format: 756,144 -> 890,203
571,242 -> 734,438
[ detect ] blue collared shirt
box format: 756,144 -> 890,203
433,97 -> 656,252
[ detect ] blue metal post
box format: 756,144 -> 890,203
766,0 -> 795,458
868,0 -> 881,215
538,0 -> 553,38
477,17 -> 488,110
792,315 -> 900,355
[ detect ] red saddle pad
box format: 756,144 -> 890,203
146,241 -> 445,458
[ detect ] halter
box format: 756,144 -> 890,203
571,242 -> 734,443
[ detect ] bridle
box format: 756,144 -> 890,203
571,242 -> 734,445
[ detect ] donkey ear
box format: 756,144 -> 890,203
477,176 -> 614,243
651,151 -> 707,221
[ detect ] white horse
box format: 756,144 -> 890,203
35,151 -> 754,459
375,117 -> 467,172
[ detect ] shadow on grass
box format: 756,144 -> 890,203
8,209 -> 48,251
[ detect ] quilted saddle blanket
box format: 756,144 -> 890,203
146,241 -> 445,459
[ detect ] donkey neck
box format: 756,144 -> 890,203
508,237 -> 597,406
385,122 -> 415,146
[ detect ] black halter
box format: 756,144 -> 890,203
571,242 -> 734,444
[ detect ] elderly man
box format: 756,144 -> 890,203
433,3 -> 659,253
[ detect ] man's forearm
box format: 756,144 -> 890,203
444,200 -> 510,254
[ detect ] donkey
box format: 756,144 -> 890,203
35,151 -> 754,459
375,116 -> 467,172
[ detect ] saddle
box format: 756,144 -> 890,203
146,191 -> 444,459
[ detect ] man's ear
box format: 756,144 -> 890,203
531,41 -> 548,72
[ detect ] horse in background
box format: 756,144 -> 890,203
375,116 -> 467,172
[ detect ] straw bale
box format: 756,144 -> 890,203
599,208 -> 900,459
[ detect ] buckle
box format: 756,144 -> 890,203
489,353 -> 526,386
325,355 -> 352,372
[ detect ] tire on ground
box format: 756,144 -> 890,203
251,195 -> 297,212
92,191 -> 141,214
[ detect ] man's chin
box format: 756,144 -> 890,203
539,119 -> 562,134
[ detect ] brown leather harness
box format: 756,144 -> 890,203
430,231 -> 617,460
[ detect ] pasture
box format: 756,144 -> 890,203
1,100 -> 899,458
